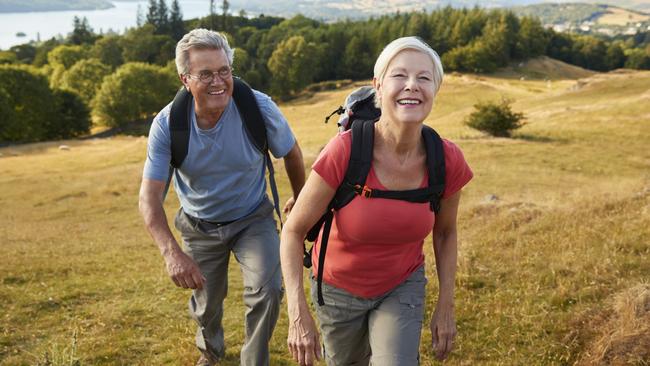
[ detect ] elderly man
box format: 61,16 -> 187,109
139,29 -> 305,366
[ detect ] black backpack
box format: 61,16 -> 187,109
307,87 -> 446,306
164,77 -> 282,224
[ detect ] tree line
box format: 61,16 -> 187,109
1,3 -> 650,142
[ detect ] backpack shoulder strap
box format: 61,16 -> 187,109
331,119 -> 375,209
169,87 -> 193,169
232,77 -> 267,153
231,77 -> 283,225
422,125 -> 446,213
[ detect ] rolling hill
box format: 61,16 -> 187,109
1,66 -> 649,364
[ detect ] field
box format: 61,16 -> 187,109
1,61 -> 649,365
596,6 -> 650,26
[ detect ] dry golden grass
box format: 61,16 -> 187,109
1,66 -> 649,365
596,7 -> 650,26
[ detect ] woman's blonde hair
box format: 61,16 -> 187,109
373,36 -> 444,106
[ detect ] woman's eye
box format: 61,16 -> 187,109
391,73 -> 406,78
418,76 -> 432,81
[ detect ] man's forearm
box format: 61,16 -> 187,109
284,143 -> 306,199
139,195 -> 182,258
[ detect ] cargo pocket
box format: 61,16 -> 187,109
398,292 -> 425,320
310,277 -> 351,323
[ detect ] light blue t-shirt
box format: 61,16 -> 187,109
143,89 -> 296,221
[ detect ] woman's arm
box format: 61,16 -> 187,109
430,190 -> 462,361
281,171 -> 336,366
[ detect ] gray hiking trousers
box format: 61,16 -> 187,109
174,198 -> 283,366
311,266 -> 427,365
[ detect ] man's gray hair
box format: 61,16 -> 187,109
175,28 -> 234,75
373,36 -> 444,107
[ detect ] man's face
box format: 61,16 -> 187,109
180,48 -> 233,116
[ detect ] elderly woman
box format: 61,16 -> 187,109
280,36 -> 473,365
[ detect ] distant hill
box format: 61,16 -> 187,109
226,1 -> 650,21
491,56 -> 596,80
0,0 -> 113,13
512,3 -> 650,35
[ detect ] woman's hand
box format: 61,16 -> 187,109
287,307 -> 321,366
430,302 -> 457,360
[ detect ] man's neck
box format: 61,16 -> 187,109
194,103 -> 225,130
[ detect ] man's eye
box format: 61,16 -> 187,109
199,72 -> 212,78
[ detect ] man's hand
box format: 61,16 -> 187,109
283,196 -> 297,214
164,249 -> 206,289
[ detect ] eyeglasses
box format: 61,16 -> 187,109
186,66 -> 233,83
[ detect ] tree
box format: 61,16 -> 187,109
209,0 -> 216,30
515,16 -> 548,59
267,36 -> 318,99
92,62 -> 179,127
91,35 -> 124,69
156,0 -> 170,35
341,34 -> 374,80
0,65 -> 58,141
46,89 -> 91,140
233,47 -> 250,76
9,44 -> 37,64
0,51 -> 17,64
222,0 -> 230,31
59,58 -> 112,104
120,24 -> 176,65
169,0 -> 185,40
136,4 -> 144,27
47,44 -> 89,89
47,44 -> 87,69
624,48 -> 650,69
465,99 -> 525,137
32,38 -> 61,67
69,16 -> 95,45
146,0 -> 158,26
605,42 -> 626,70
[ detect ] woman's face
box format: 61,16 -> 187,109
374,49 -> 436,125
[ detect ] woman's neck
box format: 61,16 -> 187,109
375,117 -> 423,157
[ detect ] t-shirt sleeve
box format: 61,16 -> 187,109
254,90 -> 296,158
441,139 -> 473,198
311,131 -> 352,190
142,105 -> 173,182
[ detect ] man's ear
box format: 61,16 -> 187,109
179,74 -> 190,91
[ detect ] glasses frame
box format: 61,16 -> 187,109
185,66 -> 233,84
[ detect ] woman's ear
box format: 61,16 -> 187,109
373,77 -> 381,97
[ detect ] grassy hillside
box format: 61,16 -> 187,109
1,67 -> 649,365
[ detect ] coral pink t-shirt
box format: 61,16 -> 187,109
311,129 -> 473,298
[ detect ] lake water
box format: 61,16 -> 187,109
0,0 -> 222,50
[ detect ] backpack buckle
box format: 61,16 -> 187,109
353,184 -> 373,198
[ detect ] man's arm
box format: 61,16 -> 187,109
282,141 -> 306,213
138,178 -> 205,289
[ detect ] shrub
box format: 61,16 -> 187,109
46,89 -> 91,139
92,62 -> 178,127
0,65 -> 55,141
59,58 -> 112,104
0,65 -> 88,142
465,99 -> 525,137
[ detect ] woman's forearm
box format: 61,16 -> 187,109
433,231 -> 458,307
280,228 -> 311,317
